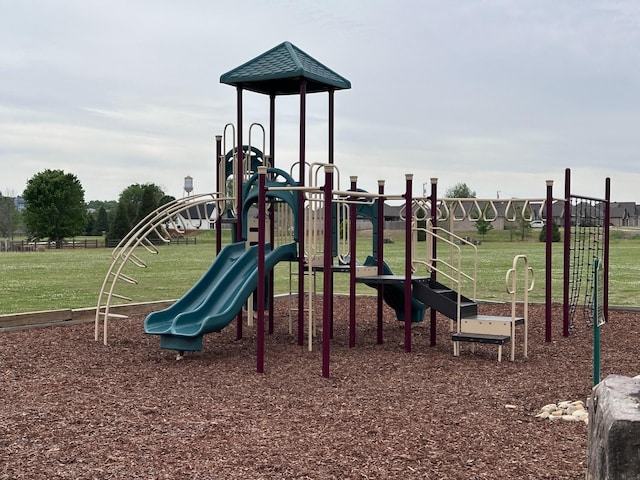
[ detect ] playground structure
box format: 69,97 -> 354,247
94,41 -> 610,377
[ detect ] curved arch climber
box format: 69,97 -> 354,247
241,167 -> 300,241
95,192 -> 220,345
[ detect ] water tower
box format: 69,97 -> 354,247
183,175 -> 193,197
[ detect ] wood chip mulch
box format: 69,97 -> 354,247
1,296 -> 639,479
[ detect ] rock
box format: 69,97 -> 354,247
587,375 -> 640,479
504,404 -> 517,409
572,410 -> 588,422
562,415 -> 579,421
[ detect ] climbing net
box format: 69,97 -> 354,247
568,196 -> 606,328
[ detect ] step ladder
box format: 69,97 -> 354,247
414,255 -> 533,361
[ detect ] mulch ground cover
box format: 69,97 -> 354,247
1,296 -> 639,479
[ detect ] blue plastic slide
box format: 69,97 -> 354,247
144,241 -> 297,351
363,256 -> 426,322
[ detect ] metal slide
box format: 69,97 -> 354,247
144,242 -> 297,351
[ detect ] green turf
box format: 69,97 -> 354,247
1,228 -> 638,315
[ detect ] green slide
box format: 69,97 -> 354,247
144,242 -> 297,351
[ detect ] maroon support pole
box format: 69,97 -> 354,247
328,89 -> 335,334
322,165 -> 334,378
256,167 -> 267,373
429,178 -> 438,347
604,177 -> 611,321
236,86 -> 244,340
349,176 -> 357,348
404,174 -> 413,353
377,180 -> 385,344
215,135 -> 222,255
268,94 -> 276,335
563,168 -> 571,337
297,80 -> 307,346
545,180 -> 553,342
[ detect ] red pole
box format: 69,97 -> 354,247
377,180 -> 385,344
256,167 -> 267,373
297,80 -> 307,346
349,176 -> 357,348
429,177 -> 438,347
563,168 -> 571,337
236,86 -> 244,340
215,135 -> 222,255
322,165 -> 334,378
604,177 -> 611,322
545,180 -> 553,342
268,94 -> 276,335
328,89 -> 335,338
404,174 -> 413,353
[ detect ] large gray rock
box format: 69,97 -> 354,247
587,375 -> 640,479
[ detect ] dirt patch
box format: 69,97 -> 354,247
1,297 -> 638,479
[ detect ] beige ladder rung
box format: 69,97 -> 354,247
110,271 -> 138,285
110,292 -> 133,301
128,253 -> 148,268
141,237 -> 160,254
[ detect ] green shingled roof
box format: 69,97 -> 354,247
220,41 -> 351,95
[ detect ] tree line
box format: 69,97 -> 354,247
0,169 -> 174,248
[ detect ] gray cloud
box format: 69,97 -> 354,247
1,0 -> 638,203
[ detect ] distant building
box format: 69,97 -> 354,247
13,196 -> 25,211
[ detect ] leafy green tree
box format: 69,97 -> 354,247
94,206 -> 109,235
109,200 -> 132,242
85,212 -> 96,235
443,182 -> 476,232
0,191 -> 21,240
444,182 -> 476,199
474,217 -> 493,239
22,169 -> 87,248
118,183 -> 165,226
504,204 -> 530,241
109,183 -> 165,240
539,221 -> 561,242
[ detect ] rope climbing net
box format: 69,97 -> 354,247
568,195 -> 606,328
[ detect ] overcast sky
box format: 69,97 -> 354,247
2,0 -> 639,204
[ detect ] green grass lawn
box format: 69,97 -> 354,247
1,228 -> 639,315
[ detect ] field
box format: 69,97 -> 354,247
1,228 -> 640,315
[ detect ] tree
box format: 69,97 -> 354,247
118,183 -> 165,226
474,217 -> 493,239
85,212 -> 96,236
539,221 -> 561,242
108,183 -> 165,240
109,200 -> 132,242
504,204 -> 531,241
0,190 -> 21,240
443,183 -> 476,232
94,206 -> 109,235
22,169 -> 87,248
444,182 -> 476,199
